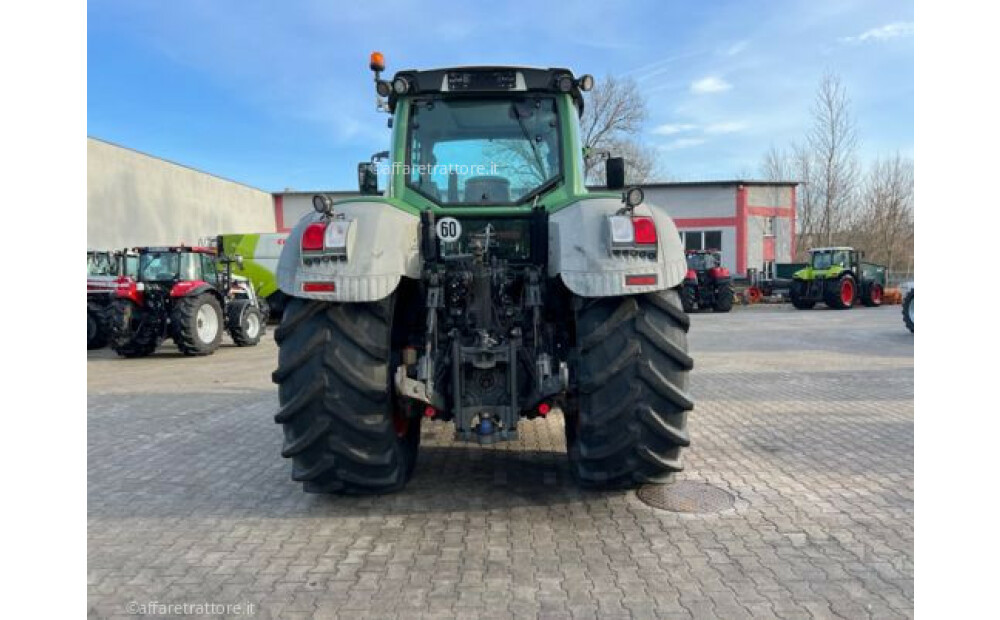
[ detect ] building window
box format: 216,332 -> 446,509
684,231 -> 702,251
764,217 -> 776,236
704,231 -> 722,251
682,230 -> 723,252
762,260 -> 774,279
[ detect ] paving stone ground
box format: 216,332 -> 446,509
88,304 -> 913,619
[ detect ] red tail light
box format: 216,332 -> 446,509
538,403 -> 551,416
686,269 -> 697,280
302,222 -> 327,251
632,216 -> 657,245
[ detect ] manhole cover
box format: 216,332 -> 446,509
636,481 -> 735,513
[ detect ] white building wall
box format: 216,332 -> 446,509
644,186 -> 736,219
746,185 -> 793,208
87,138 -> 276,249
278,192 -> 365,231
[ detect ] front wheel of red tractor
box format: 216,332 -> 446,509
272,296 -> 420,494
824,275 -> 856,310
108,299 -> 159,358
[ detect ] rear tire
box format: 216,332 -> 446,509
903,290 -> 914,333
567,289 -> 694,489
861,282 -> 883,307
713,282 -> 733,312
171,293 -> 223,356
824,275 -> 856,310
680,284 -> 697,313
227,300 -> 263,346
790,280 -> 815,310
272,296 -> 420,494
87,302 -> 110,349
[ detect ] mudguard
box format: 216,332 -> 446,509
277,201 -> 421,302
548,197 -> 687,297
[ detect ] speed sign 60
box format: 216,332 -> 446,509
435,217 -> 462,242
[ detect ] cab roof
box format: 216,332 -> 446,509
135,246 -> 217,254
387,66 -> 585,113
809,247 -> 855,252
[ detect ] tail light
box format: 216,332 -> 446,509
302,222 -> 327,252
632,216 -> 657,245
608,215 -> 658,255
301,219 -> 353,260
685,269 -> 697,280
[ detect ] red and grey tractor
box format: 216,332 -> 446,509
108,244 -> 265,357
680,249 -> 733,313
88,249 -> 138,349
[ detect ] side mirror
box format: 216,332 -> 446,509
606,157 -> 626,190
358,162 -> 378,195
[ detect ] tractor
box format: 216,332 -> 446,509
790,247 -> 884,310
271,54 -> 694,495
108,243 -> 265,357
680,249 -> 732,313
87,249 -> 137,349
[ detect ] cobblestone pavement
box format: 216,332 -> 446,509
88,304 -> 913,619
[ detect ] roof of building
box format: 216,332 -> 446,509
635,180 -> 799,189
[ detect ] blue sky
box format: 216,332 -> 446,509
88,0 -> 913,191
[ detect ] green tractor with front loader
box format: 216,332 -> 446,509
790,247 -> 885,310
271,54 -> 694,494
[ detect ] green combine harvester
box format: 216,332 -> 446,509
217,232 -> 289,318
790,247 -> 885,310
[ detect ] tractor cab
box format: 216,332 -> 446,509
685,249 -> 723,273
135,246 -> 220,287
360,57 -> 612,214
807,247 -> 857,274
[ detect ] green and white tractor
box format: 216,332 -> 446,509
790,247 -> 885,310
271,54 -> 694,494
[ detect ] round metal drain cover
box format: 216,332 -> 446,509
636,481 -> 734,513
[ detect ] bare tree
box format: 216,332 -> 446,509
855,153 -> 914,279
580,75 -> 653,184
808,72 -> 860,245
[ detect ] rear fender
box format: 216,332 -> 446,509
169,281 -> 211,298
548,197 -> 687,297
277,201 -> 420,302
708,266 -> 730,281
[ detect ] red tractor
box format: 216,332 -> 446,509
88,249 -> 138,349
108,245 -> 265,357
681,249 -> 733,313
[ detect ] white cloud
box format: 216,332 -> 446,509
660,138 -> 707,151
721,40 -> 749,56
690,76 -> 732,94
840,21 -> 913,44
653,123 -> 698,135
704,121 -> 748,134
